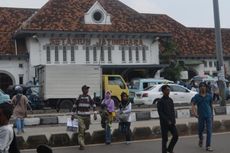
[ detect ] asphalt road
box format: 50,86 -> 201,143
22,132 -> 230,153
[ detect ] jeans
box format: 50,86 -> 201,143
16,118 -> 24,133
198,117 -> 212,147
160,123 -> 179,153
119,122 -> 131,141
105,123 -> 112,143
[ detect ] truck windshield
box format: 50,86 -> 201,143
108,76 -> 126,89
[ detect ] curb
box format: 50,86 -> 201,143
23,106 -> 230,126
17,119 -> 230,150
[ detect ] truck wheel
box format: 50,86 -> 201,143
59,100 -> 73,112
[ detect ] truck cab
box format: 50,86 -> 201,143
103,75 -> 129,106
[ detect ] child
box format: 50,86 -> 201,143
0,102 -> 14,153
117,92 -> 132,144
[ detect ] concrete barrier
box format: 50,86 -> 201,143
40,117 -> 58,125
71,133 -> 78,145
84,132 -> 92,145
212,121 -> 223,132
226,106 -> 230,115
133,127 -> 152,140
136,111 -> 151,121
112,129 -> 124,142
58,116 -> 71,124
24,118 -> 40,126
188,122 -> 198,135
91,130 -> 105,144
214,106 -> 226,115
27,135 -> 48,148
49,133 -> 71,147
222,120 -> 230,131
152,126 -> 162,138
176,124 -> 189,136
176,109 -> 190,119
150,111 -> 159,119
16,136 -> 27,149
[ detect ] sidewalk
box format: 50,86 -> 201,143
17,114 -> 230,141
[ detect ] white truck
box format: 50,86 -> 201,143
36,64 -> 128,110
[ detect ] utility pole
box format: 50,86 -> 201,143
213,0 -> 226,106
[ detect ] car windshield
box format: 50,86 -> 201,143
144,86 -> 156,91
130,80 -> 140,89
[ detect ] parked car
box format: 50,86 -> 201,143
129,78 -> 174,101
134,84 -> 197,105
0,89 -> 11,103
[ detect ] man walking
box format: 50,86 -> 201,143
191,82 -> 213,152
72,85 -> 97,150
157,85 -> 178,153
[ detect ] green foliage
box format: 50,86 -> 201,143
160,41 -> 179,64
161,61 -> 183,82
160,40 -> 183,81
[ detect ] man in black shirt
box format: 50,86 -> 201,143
157,85 -> 178,153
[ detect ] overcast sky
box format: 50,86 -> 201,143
0,0 -> 229,28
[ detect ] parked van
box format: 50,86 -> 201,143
129,78 -> 174,100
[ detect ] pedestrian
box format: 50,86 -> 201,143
191,82 -> 213,151
11,86 -> 31,135
157,85 -> 178,153
212,82 -> 219,102
72,85 -> 97,150
100,91 -> 115,145
117,92 -> 132,144
0,102 -> 14,153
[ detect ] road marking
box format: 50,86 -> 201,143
22,132 -> 230,152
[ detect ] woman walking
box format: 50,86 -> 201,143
117,92 -> 132,144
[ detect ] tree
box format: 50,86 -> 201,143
161,61 -> 183,82
160,40 -> 183,82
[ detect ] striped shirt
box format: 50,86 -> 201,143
72,94 -> 96,116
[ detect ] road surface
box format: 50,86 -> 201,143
22,132 -> 230,153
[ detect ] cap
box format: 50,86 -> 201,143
199,82 -> 207,88
82,85 -> 90,90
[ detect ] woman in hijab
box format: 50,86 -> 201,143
101,91 -> 115,145
117,92 -> 132,144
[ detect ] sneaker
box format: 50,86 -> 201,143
105,142 -> 111,145
206,146 -> 213,152
79,145 -> 85,150
199,140 -> 203,148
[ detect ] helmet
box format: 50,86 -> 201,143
15,86 -> 23,94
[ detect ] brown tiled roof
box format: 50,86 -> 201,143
189,28 -> 230,57
142,14 -> 217,57
0,7 -> 36,55
19,0 -> 167,33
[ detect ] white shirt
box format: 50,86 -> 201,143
0,124 -> 14,153
117,103 -> 132,122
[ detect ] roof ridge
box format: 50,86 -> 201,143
19,11 -> 39,30
0,6 -> 38,10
